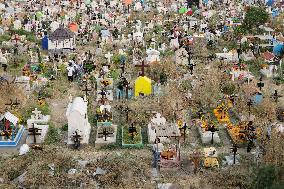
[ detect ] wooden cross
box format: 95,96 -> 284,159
257,77 -> 264,91
98,127 -> 113,141
82,80 -> 91,97
272,90 -> 282,103
28,123 -> 42,144
135,60 -> 150,76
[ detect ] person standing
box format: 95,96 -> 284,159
67,62 -> 75,82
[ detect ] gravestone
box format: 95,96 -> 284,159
66,97 -> 91,144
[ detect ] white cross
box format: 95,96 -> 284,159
32,108 -> 42,120
104,52 -> 113,64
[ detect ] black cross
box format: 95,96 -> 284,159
128,123 -> 137,141
179,123 -> 188,142
247,99 -> 253,117
28,123 -> 42,144
208,124 -> 219,144
5,99 -> 20,110
231,143 -> 238,164
72,131 -> 82,149
272,90 -> 282,103
135,60 -> 150,76
188,63 -> 196,75
257,77 -> 264,91
98,127 -> 113,141
122,77 -> 130,99
124,106 -> 131,122
82,80 -> 92,97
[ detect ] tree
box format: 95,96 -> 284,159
243,7 -> 269,32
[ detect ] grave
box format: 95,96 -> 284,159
122,123 -> 143,148
66,97 -> 91,145
27,108 -> 50,127
95,125 -> 117,148
0,112 -> 25,147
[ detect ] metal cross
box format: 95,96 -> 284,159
98,127 -> 113,141
257,77 -> 264,91
231,143 -> 238,164
208,124 -> 219,144
72,131 -> 82,149
28,123 -> 42,144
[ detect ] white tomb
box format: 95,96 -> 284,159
27,108 -> 50,127
66,97 -> 91,144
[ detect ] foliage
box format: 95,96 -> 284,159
242,7 -> 269,32
251,165 -> 284,189
221,82 -> 236,95
61,123 -> 68,131
44,123 -> 60,144
122,126 -> 142,145
0,34 -> 11,43
110,68 -> 120,80
234,25 -> 247,35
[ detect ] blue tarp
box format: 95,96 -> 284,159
266,0 -> 274,6
41,35 -> 48,50
273,44 -> 284,56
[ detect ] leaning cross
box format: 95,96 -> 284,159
104,51 -> 113,64
272,90 -> 282,103
135,60 -> 150,76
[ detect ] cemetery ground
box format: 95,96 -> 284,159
0,74 -> 281,189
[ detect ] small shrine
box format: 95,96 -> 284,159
44,25 -> 76,51
134,76 -> 152,97
0,112 -> 25,146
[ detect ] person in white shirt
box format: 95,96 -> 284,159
67,62 -> 75,82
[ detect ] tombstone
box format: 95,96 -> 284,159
95,125 -> 117,148
148,113 -> 167,143
175,47 -> 189,66
196,120 -> 221,144
66,97 -> 91,144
